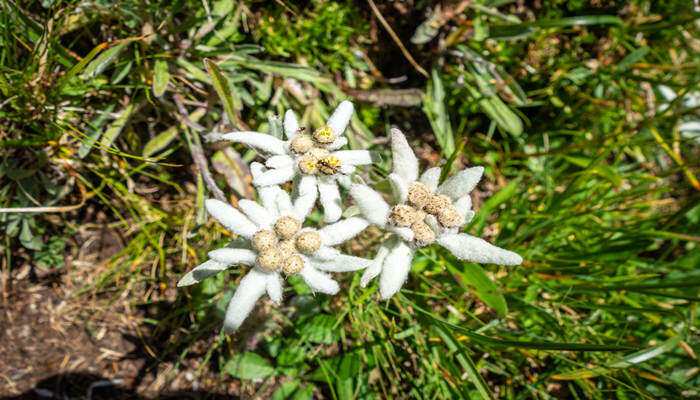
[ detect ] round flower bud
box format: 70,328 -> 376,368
282,255 -> 304,275
277,239 -> 297,256
312,125 -> 337,144
274,216 -> 301,239
252,230 -> 276,251
424,194 -> 452,215
388,204 -> 418,227
318,155 -> 341,175
298,155 -> 318,175
411,222 -> 436,246
295,231 -> 322,253
290,134 -> 314,154
308,147 -> 330,160
407,182 -> 432,208
437,207 -> 464,228
414,209 -> 427,223
256,248 -> 282,271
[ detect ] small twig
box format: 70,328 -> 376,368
173,94 -> 207,132
367,0 -> 429,78
174,94 -> 227,202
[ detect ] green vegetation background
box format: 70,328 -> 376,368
1,0 -> 699,398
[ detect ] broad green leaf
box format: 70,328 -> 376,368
411,8 -> 442,44
298,314 -> 339,344
423,69 -> 455,155
551,335 -> 682,380
529,15 -> 622,28
81,42 -> 129,80
224,352 -> 276,380
152,59 -> 170,97
142,126 -> 179,157
443,258 -> 508,317
100,102 -> 136,148
618,47 -> 649,69
469,178 -> 521,236
204,58 -> 238,126
464,77 -> 522,136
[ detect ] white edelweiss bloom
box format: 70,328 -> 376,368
218,101 -> 378,222
177,180 -> 371,333
349,127 -> 522,300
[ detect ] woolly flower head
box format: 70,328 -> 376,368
219,101 -> 377,222
178,162 -> 370,332
350,128 -> 522,300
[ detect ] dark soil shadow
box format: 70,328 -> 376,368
0,372 -> 232,400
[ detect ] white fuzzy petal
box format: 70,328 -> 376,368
308,249 -> 371,272
339,165 -> 356,175
266,273 -> 284,304
205,199 -> 258,239
299,263 -> 340,294
379,240 -> 414,299
318,216 -> 369,246
453,195 -> 473,220
390,128 -> 419,183
360,239 -> 393,287
292,175 -> 318,220
208,248 -> 257,265
419,167 -> 442,191
252,167 -> 295,187
327,100 -> 354,136
220,131 -> 286,155
658,85 -> 677,102
318,179 -> 342,223
333,150 -> 378,166
265,155 -> 294,169
328,136 -> 348,151
284,109 -> 300,140
437,233 -> 522,265
349,184 -> 390,226
178,259 -> 229,287
275,189 -> 294,216
389,173 -> 409,204
224,269 -> 269,333
437,167 -> 484,201
679,121 -> 700,132
237,199 -> 274,230
389,226 -> 415,242
249,162 -> 265,180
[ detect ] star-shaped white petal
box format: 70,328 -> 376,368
217,101 -> 378,222
349,128 -> 522,299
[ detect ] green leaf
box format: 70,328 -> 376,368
224,352 -> 276,380
423,69 -> 455,155
100,102 -> 136,148
152,59 -> 170,98
81,42 -> 129,80
434,323 -> 494,399
406,297 -> 633,351
298,314 -> 339,344
443,258 -> 508,317
468,178 -> 521,236
411,8 -> 442,44
79,103 -> 115,158
204,58 -> 238,126
551,335 -> 682,380
142,126 -> 179,157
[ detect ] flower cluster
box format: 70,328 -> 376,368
178,101 -> 522,333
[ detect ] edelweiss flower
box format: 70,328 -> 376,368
178,162 -> 371,332
219,101 -> 377,222
350,128 -> 522,299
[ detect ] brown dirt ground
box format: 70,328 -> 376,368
0,225 -> 255,399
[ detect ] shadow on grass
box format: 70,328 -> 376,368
0,372 -> 232,400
